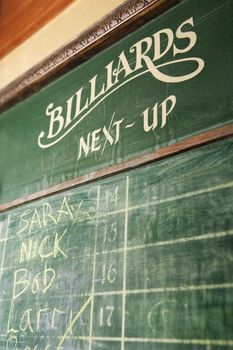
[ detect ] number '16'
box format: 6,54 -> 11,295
101,263 -> 116,284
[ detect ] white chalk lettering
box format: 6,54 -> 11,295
38,17 -> 204,148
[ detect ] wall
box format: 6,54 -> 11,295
0,0 -> 125,89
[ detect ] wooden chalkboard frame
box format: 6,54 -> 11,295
1,2 -> 233,346
0,0 -> 233,212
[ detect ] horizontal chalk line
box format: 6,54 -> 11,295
127,229 -> 233,251
1,228 -> 233,273
89,282 -> 233,296
5,334 -> 233,346
93,228 -> 233,257
68,335 -> 233,346
2,333 -> 232,347
0,282 -> 232,304
97,180 -> 233,217
0,180 -> 232,244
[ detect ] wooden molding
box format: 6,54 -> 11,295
1,124 -> 233,212
0,0 -> 179,112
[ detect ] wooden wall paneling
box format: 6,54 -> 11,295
0,0 -> 75,59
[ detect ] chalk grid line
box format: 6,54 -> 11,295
0,215 -> 11,347
0,215 -> 10,271
88,186 -> 100,350
71,336 -> 233,347
121,176 -> 129,350
0,227 -> 232,274
97,179 -> 233,218
0,221 -> 3,239
0,179 -> 232,246
1,179 -> 233,348
0,333 -> 231,348
0,280 -> 232,304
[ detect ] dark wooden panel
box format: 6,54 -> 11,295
0,0 -> 74,59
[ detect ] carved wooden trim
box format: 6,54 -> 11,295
0,0 -> 179,112
1,124 -> 233,212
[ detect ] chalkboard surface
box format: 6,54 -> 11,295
0,136 -> 233,349
0,0 -> 233,205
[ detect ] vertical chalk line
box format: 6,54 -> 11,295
2,214 -> 18,335
0,215 -> 10,277
0,215 -> 10,342
0,221 -> 3,239
121,176 -> 129,350
0,222 -> 3,277
88,186 -> 100,350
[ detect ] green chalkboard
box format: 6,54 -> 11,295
0,136 -> 233,349
0,0 -> 233,204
